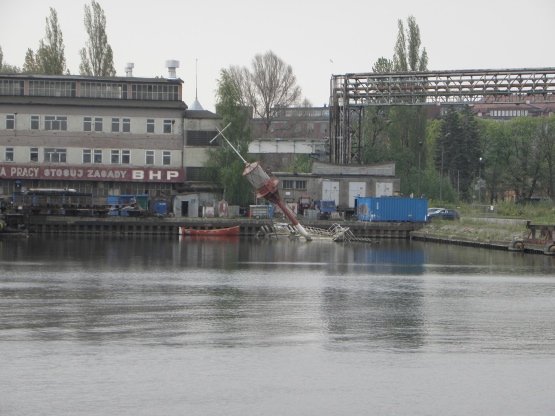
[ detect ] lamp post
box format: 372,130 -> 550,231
418,140 -> 423,196
478,157 -> 483,203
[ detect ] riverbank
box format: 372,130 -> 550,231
410,217 -> 554,254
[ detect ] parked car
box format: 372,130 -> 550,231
427,208 -> 460,221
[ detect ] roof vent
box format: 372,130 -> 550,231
165,60 -> 180,78
125,63 -> 134,77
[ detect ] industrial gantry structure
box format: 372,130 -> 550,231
329,68 -> 555,165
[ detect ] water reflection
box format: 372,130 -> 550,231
0,235 -> 554,353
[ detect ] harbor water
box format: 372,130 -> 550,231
1,235 -> 554,415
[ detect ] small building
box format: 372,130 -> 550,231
274,161 -> 400,216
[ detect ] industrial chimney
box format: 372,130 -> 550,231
165,60 -> 180,78
125,63 -> 134,77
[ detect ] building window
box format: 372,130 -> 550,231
282,180 -> 294,190
93,149 -> 102,163
147,119 -> 155,133
131,83 -> 179,101
30,147 -> 39,162
122,118 -> 130,133
31,115 -> 40,130
162,151 -> 171,165
111,149 -> 120,164
122,149 -> 130,164
163,119 -> 173,133
295,180 -> 307,190
186,130 -> 219,146
6,114 -> 15,129
84,117 -> 92,131
44,148 -> 66,163
0,79 -> 24,96
112,118 -> 120,132
282,180 -> 306,190
94,117 -> 103,132
145,150 -> 154,165
80,82 -> 126,99
83,149 -> 92,163
45,116 -> 67,131
5,147 -> 14,162
29,80 -> 75,97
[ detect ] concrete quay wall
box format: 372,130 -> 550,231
25,216 -> 423,239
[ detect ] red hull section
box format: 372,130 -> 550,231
180,225 -> 240,237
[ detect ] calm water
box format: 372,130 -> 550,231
1,235 -> 554,415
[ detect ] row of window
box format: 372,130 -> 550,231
489,109 -> 529,117
4,114 -> 175,133
3,147 -> 172,165
282,180 -> 307,190
0,79 -> 180,101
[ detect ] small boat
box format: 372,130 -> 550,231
179,225 -> 240,237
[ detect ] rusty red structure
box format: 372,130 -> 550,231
211,124 -> 312,241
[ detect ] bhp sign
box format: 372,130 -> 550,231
0,164 -> 184,183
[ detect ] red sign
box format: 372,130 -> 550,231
0,164 -> 185,183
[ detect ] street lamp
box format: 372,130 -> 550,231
478,157 -> 483,203
418,140 -> 423,196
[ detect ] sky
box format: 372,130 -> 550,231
1,0 -> 554,112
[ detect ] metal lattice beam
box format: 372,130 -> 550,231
329,68 -> 555,164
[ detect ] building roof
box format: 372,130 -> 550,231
0,73 -> 183,85
189,98 -> 204,111
184,108 -> 221,119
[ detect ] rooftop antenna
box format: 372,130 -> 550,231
189,58 -> 204,111
195,58 -> 198,101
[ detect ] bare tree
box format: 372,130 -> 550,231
79,0 -> 115,76
226,51 -> 301,132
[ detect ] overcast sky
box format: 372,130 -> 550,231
2,0 -> 554,112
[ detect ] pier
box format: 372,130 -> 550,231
23,215 -> 423,239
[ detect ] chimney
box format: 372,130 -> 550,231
125,63 -> 134,77
165,60 -> 180,78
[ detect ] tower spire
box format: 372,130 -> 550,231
189,58 -> 204,111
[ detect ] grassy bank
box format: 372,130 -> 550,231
416,202 -> 555,245
416,217 -> 527,245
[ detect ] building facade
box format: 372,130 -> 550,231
0,73 -> 222,208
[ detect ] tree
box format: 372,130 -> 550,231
393,16 -> 428,72
0,46 -> 20,73
22,48 -> 40,73
389,16 -> 429,193
79,0 -> 116,76
205,68 -> 254,206
435,107 -> 481,201
35,8 -> 66,75
228,51 -> 301,132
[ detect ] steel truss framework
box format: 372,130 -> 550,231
329,68 -> 555,165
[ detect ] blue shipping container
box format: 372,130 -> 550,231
315,200 -> 337,213
356,197 -> 428,222
153,200 -> 168,215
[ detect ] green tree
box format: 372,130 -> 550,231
537,116 -> 555,198
393,16 -> 428,72
506,117 -> 545,200
79,0 -> 116,76
363,16 -> 429,195
480,119 -> 513,203
22,48 -> 40,73
436,107 -> 481,201
206,68 -> 253,206
35,8 -> 66,74
0,46 -> 20,73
